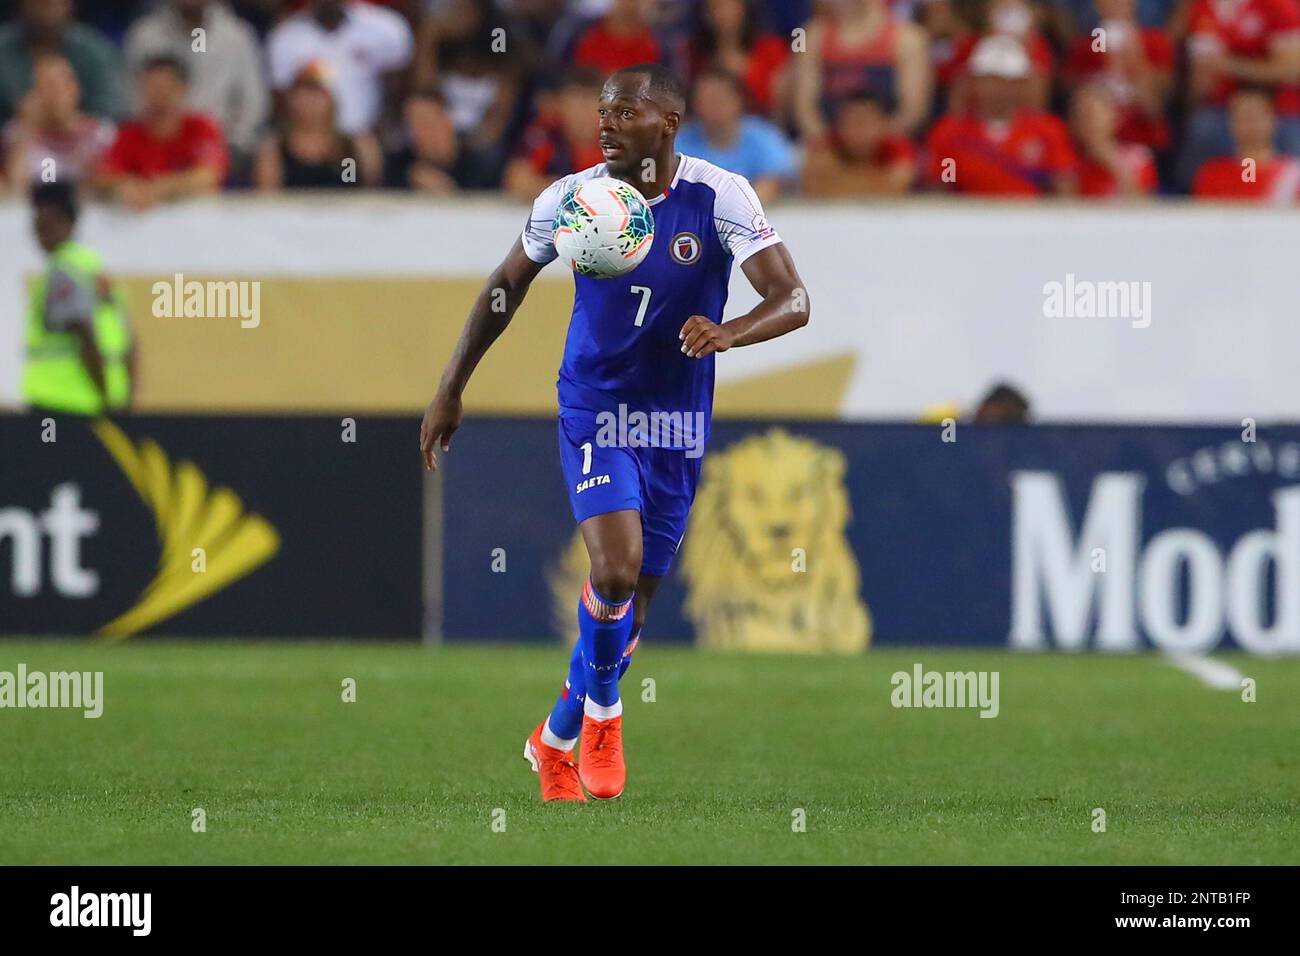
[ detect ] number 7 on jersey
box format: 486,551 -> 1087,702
630,285 -> 652,327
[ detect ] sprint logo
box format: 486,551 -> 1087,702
89,420 -> 279,638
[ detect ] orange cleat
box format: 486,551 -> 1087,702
578,714 -> 626,800
524,722 -> 587,802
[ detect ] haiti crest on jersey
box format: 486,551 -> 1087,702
670,232 -> 702,265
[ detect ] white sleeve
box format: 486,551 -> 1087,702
266,24 -> 301,90
520,177 -> 569,265
44,268 -> 95,331
368,8 -> 415,72
713,172 -> 782,267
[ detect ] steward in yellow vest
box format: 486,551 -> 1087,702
22,181 -> 133,416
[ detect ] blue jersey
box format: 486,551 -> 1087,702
522,154 -> 782,432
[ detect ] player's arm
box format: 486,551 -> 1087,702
46,267 -> 110,407
419,238 -> 545,470
73,324 -> 110,406
680,243 -> 809,358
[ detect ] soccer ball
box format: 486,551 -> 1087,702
553,177 -> 655,278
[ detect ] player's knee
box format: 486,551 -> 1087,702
589,559 -> 638,605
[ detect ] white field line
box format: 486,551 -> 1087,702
1164,654 -> 1245,691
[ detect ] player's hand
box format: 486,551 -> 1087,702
679,315 -> 734,359
420,390 -> 463,472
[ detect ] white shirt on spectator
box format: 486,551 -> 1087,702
267,2 -> 413,135
125,1 -> 269,155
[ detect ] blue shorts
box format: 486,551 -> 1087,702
558,410 -> 704,577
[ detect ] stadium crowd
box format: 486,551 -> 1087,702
2,0 -> 1299,205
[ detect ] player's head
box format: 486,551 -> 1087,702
599,64 -> 686,179
973,382 -> 1031,424
31,180 -> 79,253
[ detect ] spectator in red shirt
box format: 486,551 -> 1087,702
95,56 -> 227,211
504,68 -> 605,201
802,91 -> 917,196
1180,0 -> 1300,188
1064,0 -> 1174,152
1194,86 -> 1300,201
926,36 -> 1077,196
690,0 -> 792,118
572,0 -> 663,76
1071,83 -> 1159,197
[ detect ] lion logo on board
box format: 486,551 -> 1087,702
680,429 -> 871,653
546,428 -> 871,654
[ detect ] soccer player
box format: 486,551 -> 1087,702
419,64 -> 810,802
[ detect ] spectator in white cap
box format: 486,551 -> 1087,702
926,35 -> 1077,196
946,0 -> 1054,115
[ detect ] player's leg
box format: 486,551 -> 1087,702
576,444 -> 701,798
543,420 -> 641,748
539,567 -> 657,794
572,509 -> 641,799
637,443 -> 702,586
528,415 -> 640,801
578,507 -> 641,695
538,515 -> 639,757
541,639 -> 587,745
615,442 -> 702,678
619,572 -> 663,680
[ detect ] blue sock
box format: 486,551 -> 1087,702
618,626 -> 641,681
578,578 -> 634,708
545,640 -> 586,741
544,611 -> 639,742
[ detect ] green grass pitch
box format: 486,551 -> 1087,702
0,639 -> 1296,865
